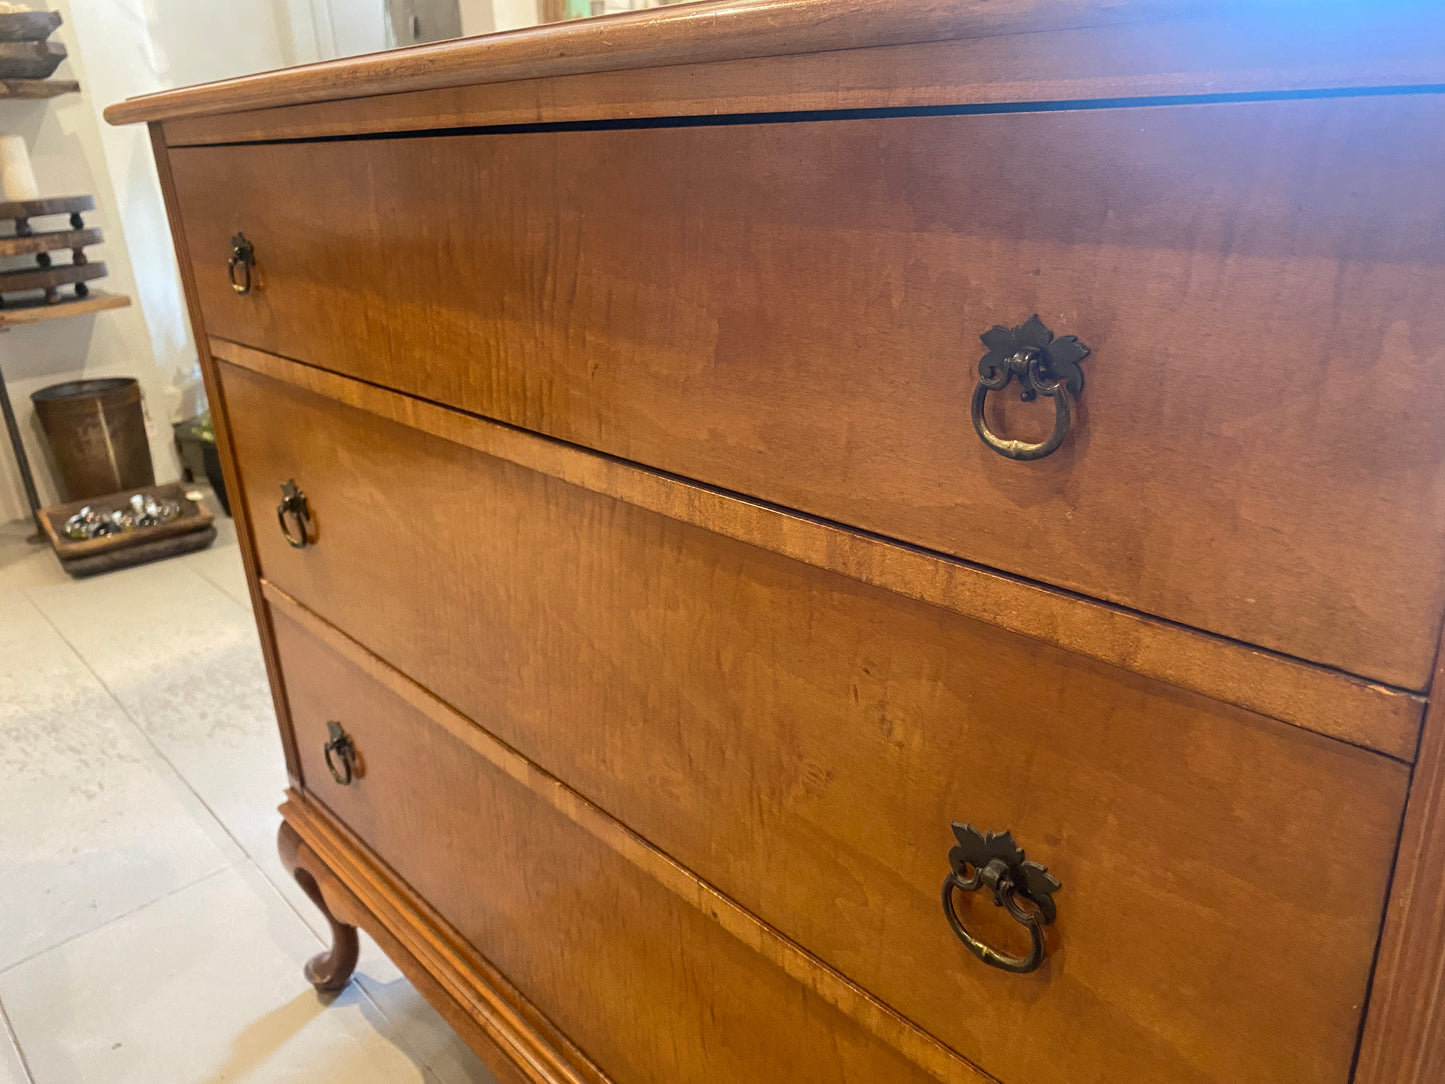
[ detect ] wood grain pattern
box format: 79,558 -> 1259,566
281,794 -> 609,1084
104,0 -> 1216,125
161,11 -> 1445,147
215,338 -> 1423,759
146,122 -> 303,785
274,590 -> 992,1083
1355,642 -> 1445,1084
174,96 -> 1445,689
224,362 -> 1408,1084
270,605 -> 957,1084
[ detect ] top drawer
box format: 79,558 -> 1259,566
167,94 -> 1445,688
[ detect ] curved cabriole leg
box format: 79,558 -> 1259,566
277,820 -> 360,993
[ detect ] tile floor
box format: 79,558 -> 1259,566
0,502 -> 498,1084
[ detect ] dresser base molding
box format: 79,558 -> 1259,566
277,793 -> 608,1084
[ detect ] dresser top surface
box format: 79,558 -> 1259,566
104,0 -> 1438,126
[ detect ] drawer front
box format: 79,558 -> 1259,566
224,360 -> 1407,1084
270,603 -> 940,1084
173,96 -> 1445,688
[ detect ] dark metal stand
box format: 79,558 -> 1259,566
0,358 -> 44,537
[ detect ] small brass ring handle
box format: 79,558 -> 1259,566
942,823 -> 1060,974
276,479 -> 312,549
323,721 -> 356,786
227,232 -> 254,295
972,315 -> 1090,462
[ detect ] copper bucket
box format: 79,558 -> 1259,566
31,377 -> 155,501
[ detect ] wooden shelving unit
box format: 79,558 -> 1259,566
0,10 -> 123,536
0,196 -> 109,305
0,12 -> 74,98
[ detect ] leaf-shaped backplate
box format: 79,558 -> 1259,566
951,822 -> 989,866
1013,314 -> 1054,351
1041,334 -> 1089,396
977,325 -> 1018,381
1020,860 -> 1061,923
981,830 -> 1025,866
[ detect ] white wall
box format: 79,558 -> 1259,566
458,0 -> 494,36
312,0 -> 538,54
483,0 -> 535,33
315,0 -> 387,57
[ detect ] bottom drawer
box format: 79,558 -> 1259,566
268,599 -> 948,1084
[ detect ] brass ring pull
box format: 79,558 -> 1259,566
227,232 -> 254,295
276,479 -> 313,549
941,823 -> 1060,974
323,721 -> 356,786
971,315 -> 1089,461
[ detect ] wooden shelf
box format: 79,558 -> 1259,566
0,260 -> 105,293
0,195 -> 93,219
0,290 -> 129,328
0,78 -> 76,98
0,227 -> 100,258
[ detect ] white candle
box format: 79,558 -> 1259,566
0,135 -> 39,202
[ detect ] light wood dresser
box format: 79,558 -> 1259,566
107,3 -> 1445,1081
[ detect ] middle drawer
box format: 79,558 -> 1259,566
222,358 -> 1406,1084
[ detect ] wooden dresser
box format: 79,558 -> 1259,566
107,3 -> 1445,1081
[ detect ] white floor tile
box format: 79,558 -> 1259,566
0,1007 -> 30,1084
351,935 -> 500,1084
3,515 -> 496,1084
0,591 -> 240,970
182,537 -> 252,611
0,864 -> 444,1084
24,558 -> 330,940
0,521 -> 65,591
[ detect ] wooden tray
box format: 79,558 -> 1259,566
39,482 -> 215,564
0,41 -> 65,79
59,525 -> 217,578
0,11 -> 61,42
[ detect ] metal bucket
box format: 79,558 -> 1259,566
30,377 -> 155,501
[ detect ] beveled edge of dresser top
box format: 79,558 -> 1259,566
212,337 -> 1425,763
102,0 -> 1443,128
